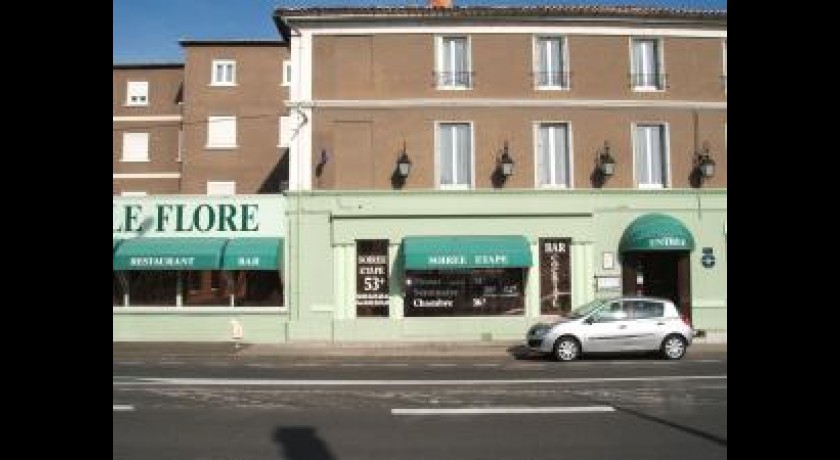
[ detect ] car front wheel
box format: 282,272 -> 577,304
553,336 -> 580,362
661,335 -> 687,360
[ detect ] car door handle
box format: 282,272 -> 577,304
618,325 -> 627,329
656,322 -> 666,325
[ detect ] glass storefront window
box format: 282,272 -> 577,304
404,269 -> 525,317
112,270 -> 284,307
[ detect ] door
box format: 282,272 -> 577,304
625,299 -> 669,351
581,300 -> 634,352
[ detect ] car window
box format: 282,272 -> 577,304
592,301 -> 628,322
632,301 -> 664,319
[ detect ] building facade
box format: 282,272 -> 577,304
113,3 -> 727,344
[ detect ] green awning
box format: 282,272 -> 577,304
113,239 -> 122,251
619,213 -> 695,252
403,236 -> 533,270
113,237 -> 228,270
222,238 -> 283,270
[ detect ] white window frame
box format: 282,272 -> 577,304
120,191 -> 147,197
435,121 -> 475,190
630,37 -> 666,92
210,59 -> 236,86
121,132 -> 150,162
206,116 -> 237,149
125,81 -> 149,106
632,123 -> 671,189
533,121 -> 574,188
435,35 -> 472,90
206,181 -> 236,196
533,36 -> 570,90
282,60 -> 292,86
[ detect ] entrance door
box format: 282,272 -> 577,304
621,251 -> 692,323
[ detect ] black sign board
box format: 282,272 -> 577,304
356,239 -> 389,316
539,237 -> 572,315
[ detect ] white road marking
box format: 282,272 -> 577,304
472,364 -> 501,367
392,406 -> 615,415
115,361 -> 143,365
113,404 -> 135,411
160,361 -> 185,366
113,375 -> 726,387
380,363 -> 410,367
290,363 -> 320,367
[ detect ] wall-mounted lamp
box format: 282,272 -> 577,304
397,144 -> 412,178
694,141 -> 715,179
315,148 -> 329,178
498,141 -> 514,177
597,141 -> 616,176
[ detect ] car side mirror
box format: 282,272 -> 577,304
584,316 -> 595,325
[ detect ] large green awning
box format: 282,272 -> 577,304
113,239 -> 122,251
222,238 -> 283,270
403,236 -> 533,270
113,237 -> 228,270
619,213 -> 695,252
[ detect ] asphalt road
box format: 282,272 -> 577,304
114,352 -> 727,460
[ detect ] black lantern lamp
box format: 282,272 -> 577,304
498,141 -> 514,177
695,141 -> 715,179
597,140 -> 616,176
396,143 -> 412,178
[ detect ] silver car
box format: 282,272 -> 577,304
526,296 -> 693,361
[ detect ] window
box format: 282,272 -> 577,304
121,132 -> 149,162
206,116 -> 237,148
437,123 -> 472,189
631,301 -> 665,319
436,36 -> 471,89
126,81 -> 148,106
534,37 -> 569,88
631,38 -> 664,90
536,123 -> 572,187
722,39 -> 727,93
279,115 -> 292,147
120,191 -> 147,197
634,124 -> 669,188
211,59 -> 236,86
282,60 -> 292,86
206,181 -> 236,196
594,301 -> 628,322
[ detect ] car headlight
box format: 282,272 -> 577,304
530,325 -> 550,337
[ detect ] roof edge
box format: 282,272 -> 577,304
113,62 -> 184,69
179,39 -> 286,47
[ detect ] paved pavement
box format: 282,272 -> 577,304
113,340 -> 726,359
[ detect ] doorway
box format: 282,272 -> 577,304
621,251 -> 692,324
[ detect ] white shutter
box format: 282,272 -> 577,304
279,116 -> 292,147
122,133 -> 149,161
207,116 -> 236,148
206,181 -> 236,196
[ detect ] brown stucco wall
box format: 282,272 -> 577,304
113,67 -> 184,115
312,33 -> 726,102
311,107 -> 726,190
180,44 -> 290,194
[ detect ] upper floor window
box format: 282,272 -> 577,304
121,132 -> 149,162
722,39 -> 727,93
634,124 -> 669,188
437,122 -> 473,189
436,36 -> 471,89
211,59 -> 236,86
282,60 -> 292,86
206,181 -> 236,196
126,81 -> 148,106
206,116 -> 237,149
534,37 -> 569,89
536,123 -> 572,188
631,38 -> 665,91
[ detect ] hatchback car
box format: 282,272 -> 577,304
526,296 -> 693,361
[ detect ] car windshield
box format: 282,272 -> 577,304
567,299 -> 607,319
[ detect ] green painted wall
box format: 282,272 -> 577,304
112,312 -> 288,343
284,189 -> 727,341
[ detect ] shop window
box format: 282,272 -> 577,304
126,271 -> 178,306
232,271 -> 284,307
404,269 -> 525,317
183,271 -> 229,306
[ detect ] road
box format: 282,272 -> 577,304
114,352 -> 727,460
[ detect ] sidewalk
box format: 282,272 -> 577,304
113,340 -> 726,359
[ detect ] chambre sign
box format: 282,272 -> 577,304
112,195 -> 286,238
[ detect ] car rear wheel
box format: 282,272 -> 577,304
553,336 -> 580,362
661,334 -> 687,360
